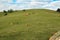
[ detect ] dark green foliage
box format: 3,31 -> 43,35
3,10 -> 7,14
57,8 -> 60,12
3,9 -> 14,16
22,9 -> 26,12
4,13 -> 7,16
8,9 -> 13,13
3,10 -> 7,16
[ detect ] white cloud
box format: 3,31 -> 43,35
44,1 -> 60,10
0,0 -> 60,11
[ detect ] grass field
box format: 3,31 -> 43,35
0,9 -> 60,40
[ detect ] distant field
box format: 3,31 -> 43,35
0,9 -> 60,40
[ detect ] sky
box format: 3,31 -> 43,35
0,0 -> 60,11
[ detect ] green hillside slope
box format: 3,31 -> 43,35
0,9 -> 60,40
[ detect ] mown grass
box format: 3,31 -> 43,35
0,9 -> 60,40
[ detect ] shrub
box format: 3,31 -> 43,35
3,10 -> 7,16
3,9 -> 13,16
4,13 -> 7,16
3,10 -> 7,13
8,9 -> 13,13
57,8 -> 60,12
22,9 -> 26,12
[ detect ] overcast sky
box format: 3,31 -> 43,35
0,0 -> 60,11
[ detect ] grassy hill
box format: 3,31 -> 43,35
0,9 -> 60,40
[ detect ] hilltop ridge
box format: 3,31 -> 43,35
0,9 -> 60,40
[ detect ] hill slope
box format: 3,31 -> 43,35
0,9 -> 60,40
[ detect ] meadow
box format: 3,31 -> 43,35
0,9 -> 60,40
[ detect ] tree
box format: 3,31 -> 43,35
3,10 -> 7,16
8,9 -> 13,13
3,10 -> 7,13
57,8 -> 60,12
22,9 -> 26,12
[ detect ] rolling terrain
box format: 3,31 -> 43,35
0,9 -> 60,40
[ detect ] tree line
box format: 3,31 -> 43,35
3,9 -> 13,16
3,8 -> 60,16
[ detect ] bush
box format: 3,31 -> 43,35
3,9 -> 13,16
3,10 -> 7,16
57,8 -> 60,12
4,13 -> 7,16
22,9 -> 26,12
8,9 -> 13,13
3,10 -> 7,13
